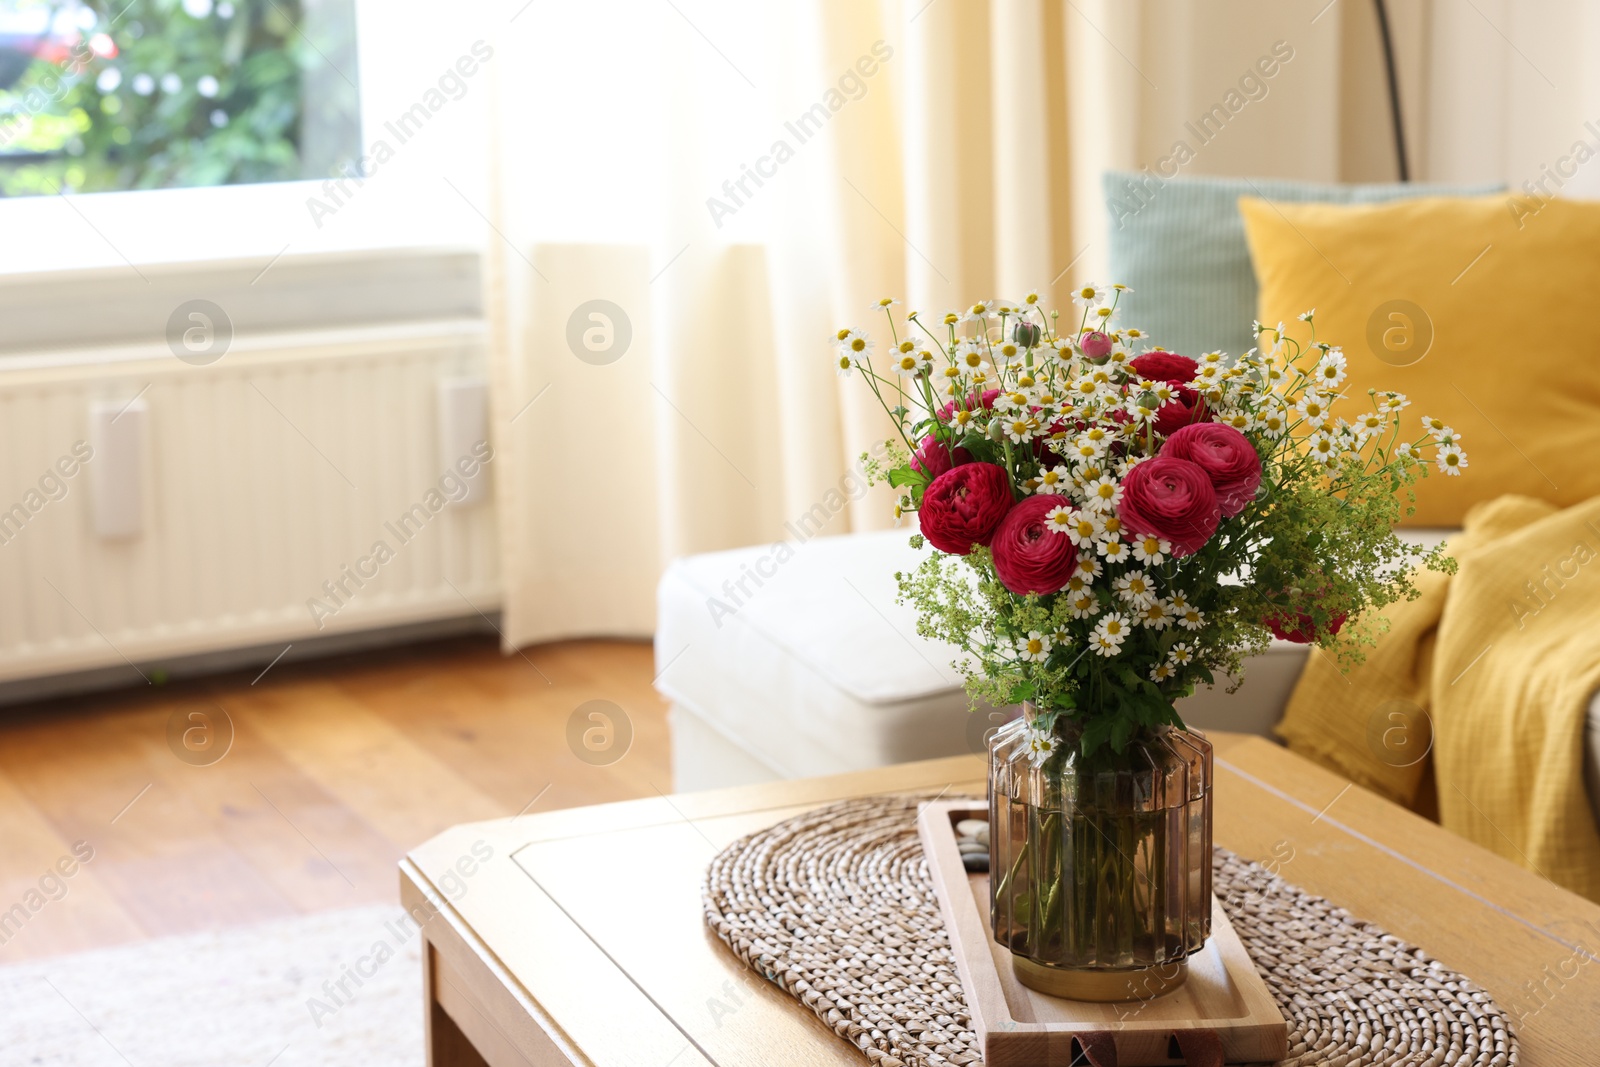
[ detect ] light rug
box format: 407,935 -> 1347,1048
0,904 -> 422,1067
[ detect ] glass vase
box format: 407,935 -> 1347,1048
987,708 -> 1213,1001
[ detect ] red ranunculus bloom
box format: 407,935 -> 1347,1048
918,462 -> 1013,555
1117,456 -> 1220,557
1265,609 -> 1347,644
990,494 -> 1078,595
1153,385 -> 1206,436
1162,422 -> 1263,516
910,434 -> 972,479
1130,350 -> 1198,384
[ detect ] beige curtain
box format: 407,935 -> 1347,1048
483,0 -> 1563,649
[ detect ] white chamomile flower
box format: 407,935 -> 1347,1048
1035,466 -> 1071,496
994,339 -> 1024,363
948,408 -> 980,434
1020,289 -> 1043,307
1099,538 -> 1131,563
836,331 -> 873,360
1420,415 -> 1451,437
1168,641 -> 1195,666
1377,391 -> 1410,414
1150,662 -> 1176,682
1099,514 -> 1126,541
1297,308 -> 1316,322
1082,476 -> 1123,513
1395,440 -> 1416,461
1258,407 -> 1289,439
1024,720 -> 1056,767
1066,591 -> 1101,619
1044,504 -> 1076,534
962,300 -> 997,324
1121,326 -> 1150,349
1015,631 -> 1053,663
1131,533 -> 1170,565
1137,599 -> 1173,630
1001,414 -> 1037,442
1072,283 -> 1107,308
1065,511 -> 1101,548
1092,302 -> 1119,325
870,297 -> 900,312
1314,348 -> 1347,389
1306,431 -> 1339,466
994,389 -> 1029,412
954,340 -> 991,372
1113,569 -> 1157,608
832,327 -> 860,348
892,348 -> 932,377
1069,377 -> 1109,404
1065,574 -> 1093,595
1066,438 -> 1101,464
1081,425 -> 1113,451
1074,555 -> 1103,582
1437,443 -> 1468,475
835,353 -> 854,378
1296,391 -> 1332,429
1176,604 -> 1205,631
1352,410 -> 1385,436
1091,613 -> 1131,656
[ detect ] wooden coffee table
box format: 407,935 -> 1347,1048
399,734 -> 1600,1065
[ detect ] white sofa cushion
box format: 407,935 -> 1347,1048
655,530 -> 990,779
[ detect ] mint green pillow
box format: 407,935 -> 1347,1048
1102,173 -> 1504,359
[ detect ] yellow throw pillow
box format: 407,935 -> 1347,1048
1238,195 -> 1600,526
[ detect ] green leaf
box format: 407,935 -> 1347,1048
887,467 -> 925,488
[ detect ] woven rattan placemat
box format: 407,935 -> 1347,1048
703,796 -> 1518,1066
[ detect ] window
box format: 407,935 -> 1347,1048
0,0 -> 359,196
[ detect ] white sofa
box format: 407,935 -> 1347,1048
655,530 -> 1600,821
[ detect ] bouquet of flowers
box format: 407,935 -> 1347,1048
834,286 -> 1466,759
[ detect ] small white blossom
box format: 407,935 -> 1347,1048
1437,443 -> 1468,476
1023,722 -> 1057,766
1091,613 -> 1131,656
1015,630 -> 1054,663
1131,534 -> 1171,565
1113,569 -> 1157,608
1066,591 -> 1101,619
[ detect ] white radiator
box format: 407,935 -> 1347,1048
0,320 -> 499,685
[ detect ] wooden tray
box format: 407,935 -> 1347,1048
917,800 -> 1288,1066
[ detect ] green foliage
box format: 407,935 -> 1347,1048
0,0 -> 359,195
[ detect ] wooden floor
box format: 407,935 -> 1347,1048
0,636 -> 671,962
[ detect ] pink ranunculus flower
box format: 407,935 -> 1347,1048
918,462 -> 1013,555
911,434 -> 973,479
1129,351 -> 1198,384
1162,422 -> 1262,516
1116,456 -> 1220,557
990,494 -> 1079,595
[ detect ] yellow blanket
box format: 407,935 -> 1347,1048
1276,494 -> 1600,902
